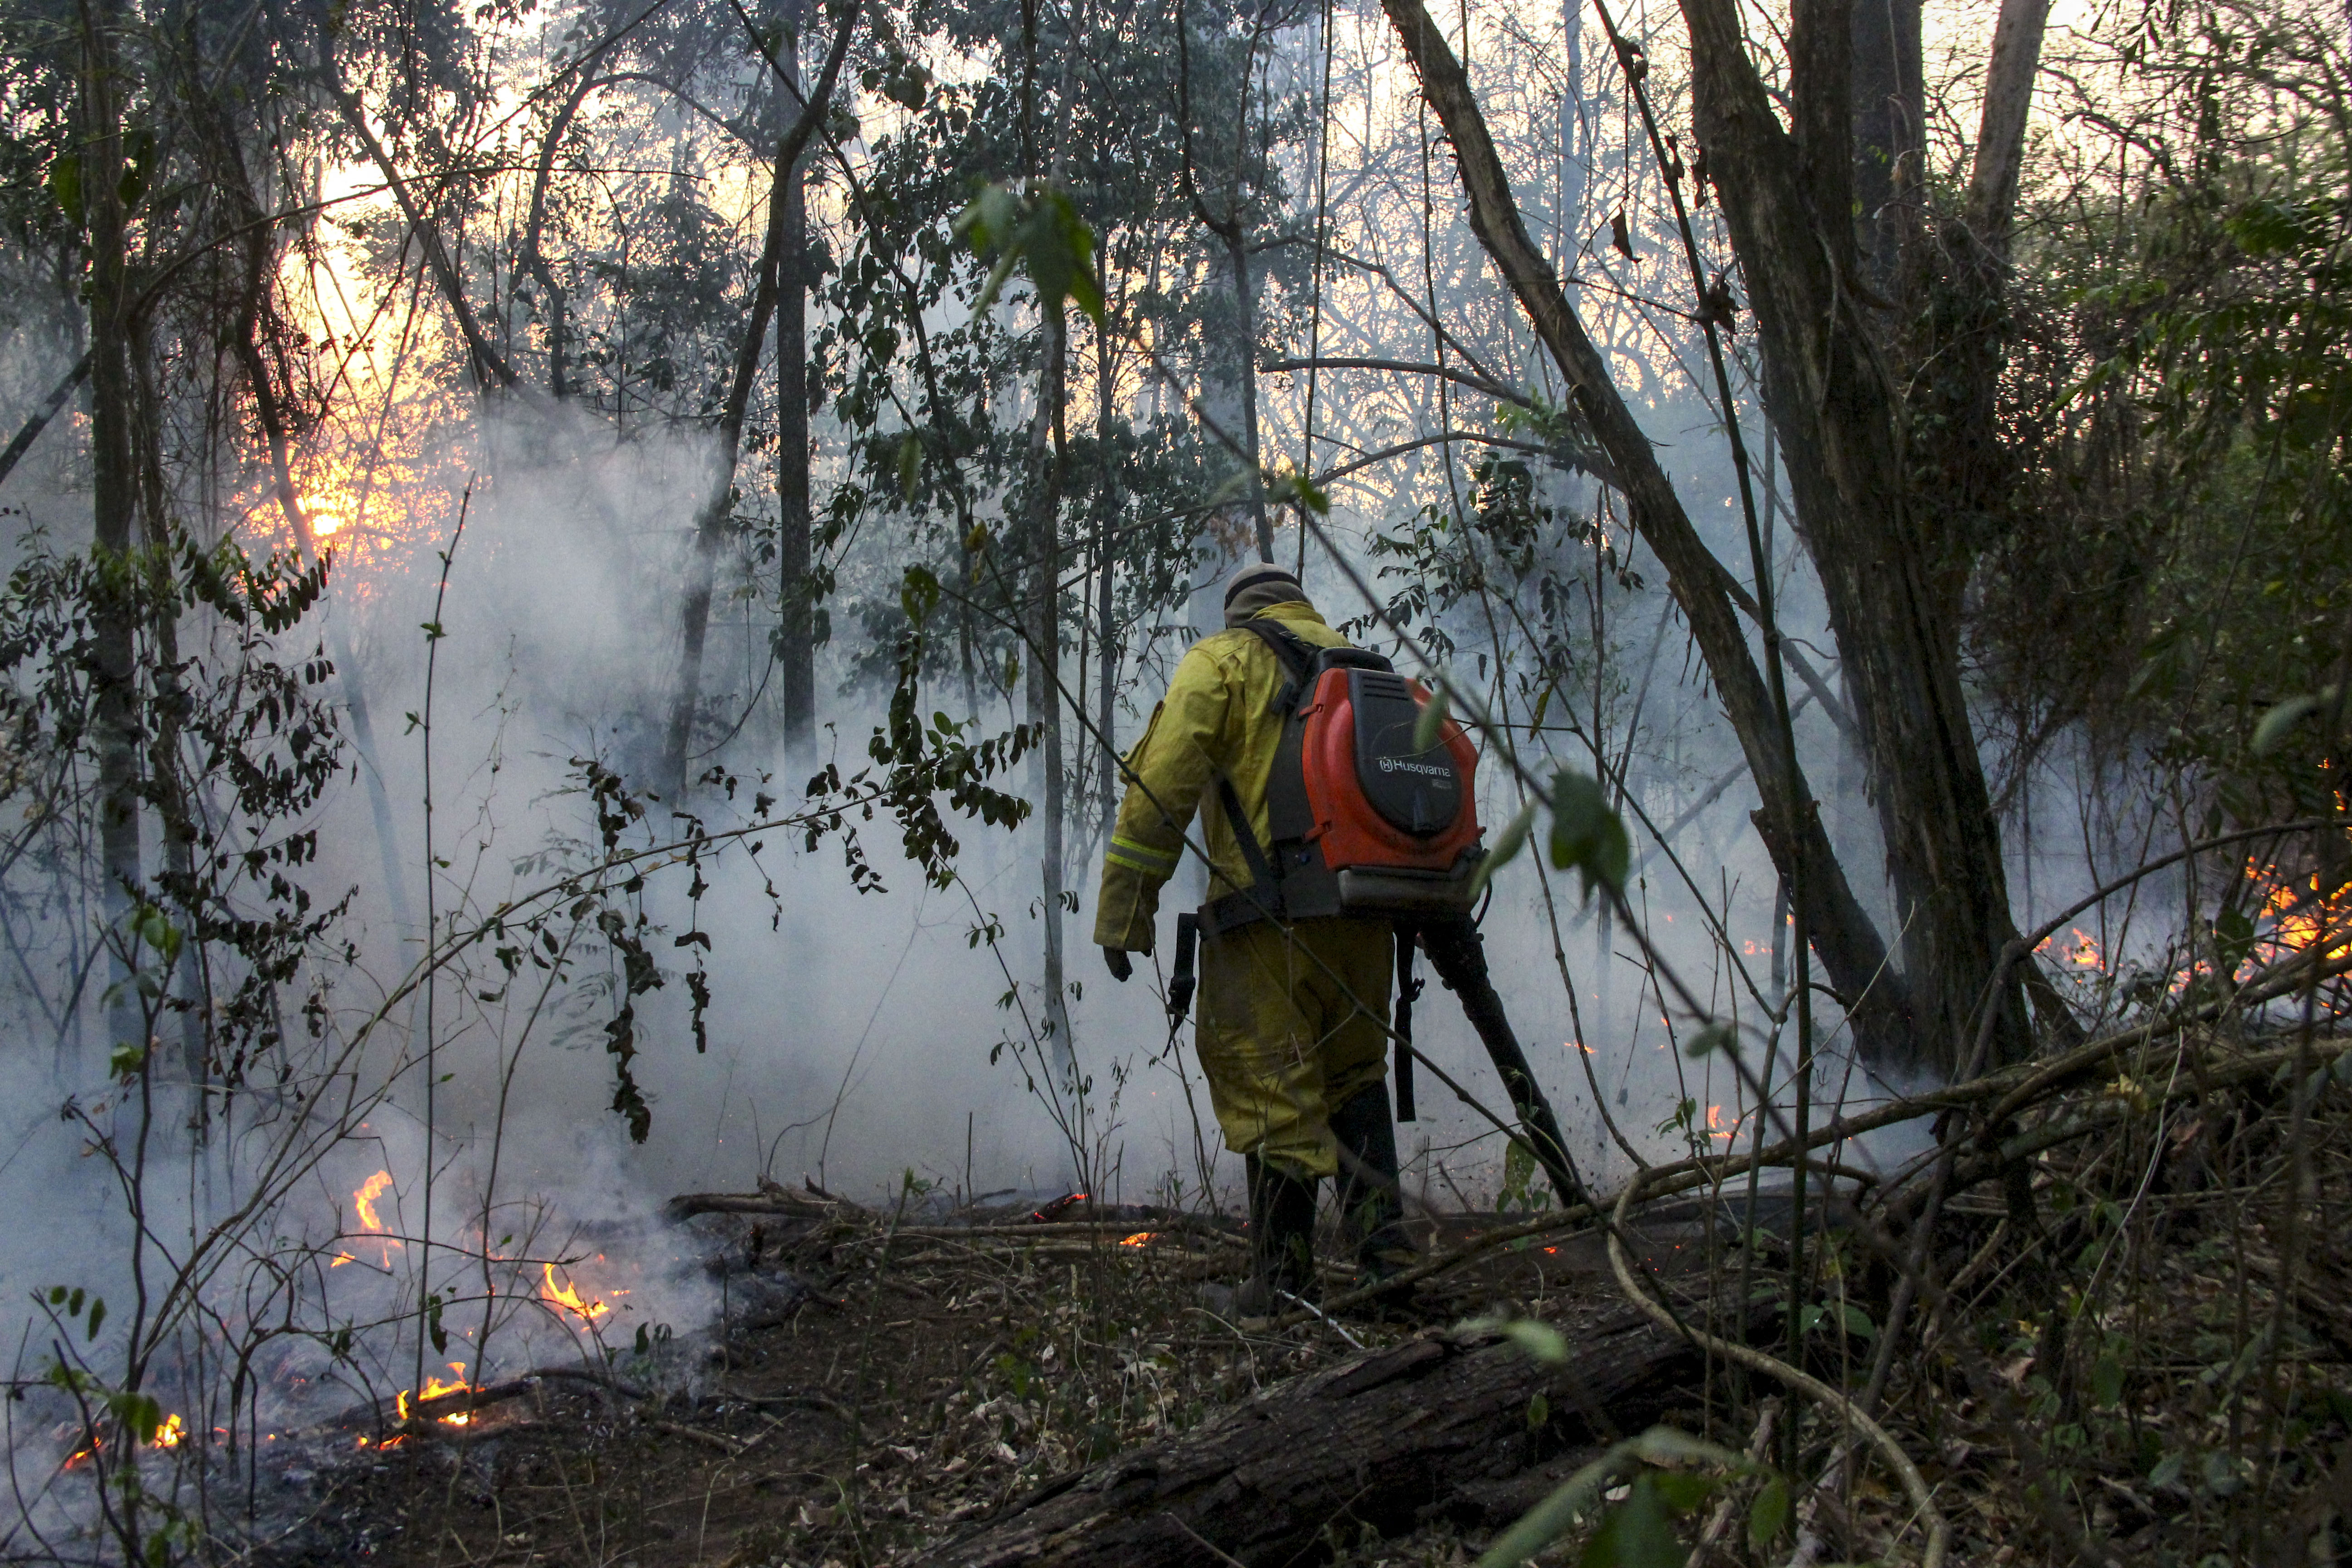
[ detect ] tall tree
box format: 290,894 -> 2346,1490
1381,0 -> 1917,1064
1675,0 -> 2040,1073
775,13 -> 818,773
77,0 -> 142,1042
664,0 -> 858,795
1851,0 -> 1922,288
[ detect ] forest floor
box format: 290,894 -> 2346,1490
240,1022 -> 2352,1568
252,1190 -> 1704,1568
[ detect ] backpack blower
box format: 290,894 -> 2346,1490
1166,619 -> 1588,1209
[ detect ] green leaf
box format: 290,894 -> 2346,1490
897,431 -> 923,498
1469,799 -> 1539,900
901,564 -> 941,627
2150,1450 -> 2185,1489
86,1297 -> 106,1339
1412,682 -> 1452,754
1476,1449 -> 1620,1567
47,153 -> 82,226
1748,1474 -> 1789,1550
2092,1352 -> 2125,1407
1682,1022 -> 1736,1058
109,1042 -> 147,1081
1502,1319 -> 1568,1364
114,1390 -> 159,1443
1264,468 -> 1330,516
2253,687 -> 2338,755
1527,1391 -> 1551,1429
953,182 -> 1105,325
1580,1473 -> 1681,1568
1548,769 -> 1630,901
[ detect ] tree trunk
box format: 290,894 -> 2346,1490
80,0 -> 143,1051
1851,0 -> 1922,290
1029,313 -> 1075,1079
930,1302 -> 1747,1568
0,353 -> 92,490
127,319 -> 206,1089
1380,0 -> 1916,1063
195,74 -> 417,936
1679,0 -> 2029,1074
1965,0 -> 2052,252
1094,310 -> 1119,832
775,24 -> 817,774
522,64 -> 614,401
1225,231 -> 1273,563
662,1 -> 858,794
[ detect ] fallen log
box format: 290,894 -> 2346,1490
929,1298 -> 1760,1568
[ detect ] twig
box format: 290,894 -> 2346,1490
1604,1174 -> 1950,1568
647,1418 -> 745,1455
1686,1398 -> 1780,1568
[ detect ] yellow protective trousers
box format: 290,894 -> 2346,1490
1194,915 -> 1395,1181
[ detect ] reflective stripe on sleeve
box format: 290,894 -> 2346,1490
1106,836 -> 1180,877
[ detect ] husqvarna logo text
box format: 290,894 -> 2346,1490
1376,756 -> 1454,779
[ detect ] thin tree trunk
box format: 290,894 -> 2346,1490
1851,0 -> 1922,289
1679,0 -> 2030,1074
314,51 -> 524,394
80,0 -> 143,1052
0,353 -> 93,490
1964,0 -> 2052,255
1022,0 -> 1091,1080
1380,0 -> 1915,1062
662,0 -> 859,794
775,23 -> 817,773
1029,311 -> 1074,1077
1094,309 -> 1118,832
1226,231 -> 1272,562
522,65 -> 614,400
193,70 -> 418,937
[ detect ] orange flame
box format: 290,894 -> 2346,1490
354,1171 -> 392,1231
1119,1232 -> 1154,1247
541,1263 -> 610,1322
1705,1104 -> 1740,1144
396,1363 -> 474,1426
337,1171 -> 402,1267
152,1414 -> 185,1449
2036,927 -> 2105,973
2258,871 -> 2352,965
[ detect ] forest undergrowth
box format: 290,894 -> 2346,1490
246,976 -> 2352,1568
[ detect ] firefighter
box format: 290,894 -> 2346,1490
1095,561 -> 1415,1315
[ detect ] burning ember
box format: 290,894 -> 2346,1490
540,1261 -> 611,1322
333,1170 -> 402,1268
1704,1104 -> 1741,1145
2037,927 -> 2105,972
397,1362 -> 475,1426
1119,1232 -> 1155,1247
2257,868 -> 2352,965
62,1408 -> 189,1469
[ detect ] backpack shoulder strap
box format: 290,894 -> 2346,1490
1234,617 -> 1319,712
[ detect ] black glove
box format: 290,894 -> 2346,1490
1102,947 -> 1133,982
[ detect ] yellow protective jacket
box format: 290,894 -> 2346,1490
1093,600 -> 1349,953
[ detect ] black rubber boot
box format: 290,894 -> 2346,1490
1205,1155 -> 1320,1319
1330,1082 -> 1416,1281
